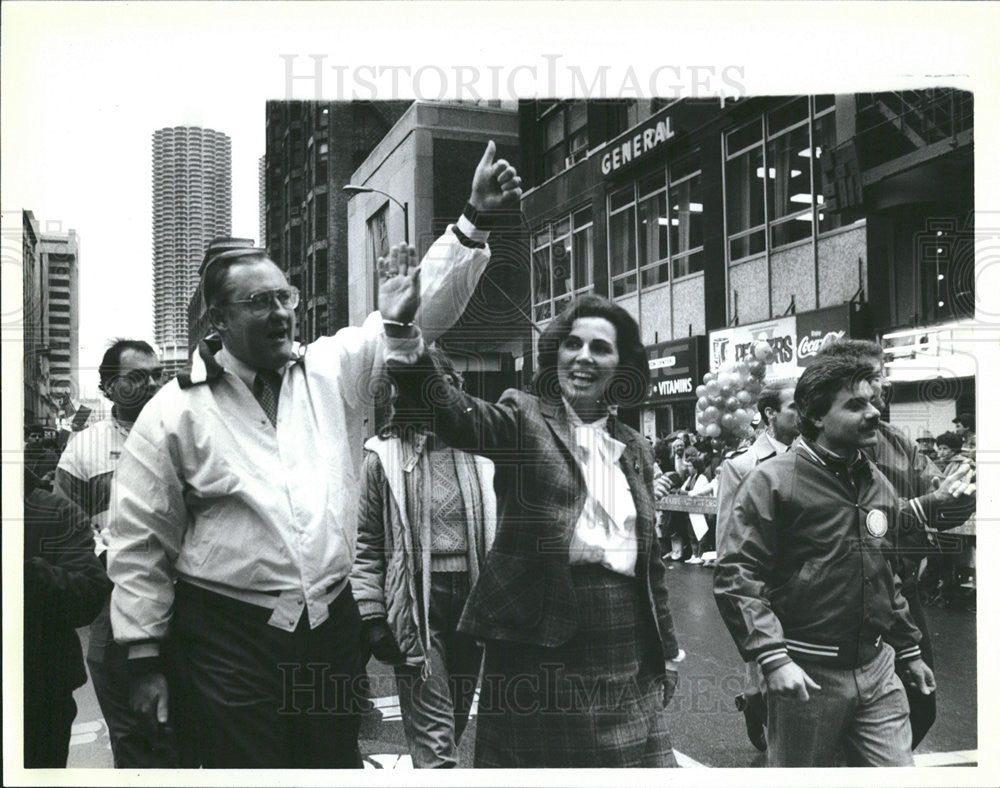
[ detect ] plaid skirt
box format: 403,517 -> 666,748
474,564 -> 676,768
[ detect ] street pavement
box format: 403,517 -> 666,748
65,563 -> 977,769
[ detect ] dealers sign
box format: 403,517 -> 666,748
710,316 -> 798,378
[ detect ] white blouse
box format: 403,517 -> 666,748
563,402 -> 638,576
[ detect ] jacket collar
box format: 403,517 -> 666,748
176,334 -> 305,390
751,431 -> 780,462
539,396 -> 575,460
798,438 -> 874,482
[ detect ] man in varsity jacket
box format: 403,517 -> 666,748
714,354 -> 934,767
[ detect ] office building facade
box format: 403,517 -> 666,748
345,101 -> 526,415
517,93 -> 973,439
264,100 -> 411,343
23,210 -> 52,428
40,228 -> 80,401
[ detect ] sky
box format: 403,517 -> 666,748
5,1 -> 999,403
4,3 -> 1000,785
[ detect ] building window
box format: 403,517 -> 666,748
540,101 -> 589,179
607,152 -> 705,299
315,191 -> 328,238
812,101 -> 843,235
725,95 -> 843,265
608,185 -> 638,297
637,172 -> 668,288
725,119 -> 766,262
315,142 -> 329,185
669,152 -> 704,279
314,248 -> 328,292
766,99 -> 812,248
531,206 -> 594,322
367,204 -> 390,310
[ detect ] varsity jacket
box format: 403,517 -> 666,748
714,439 -> 923,674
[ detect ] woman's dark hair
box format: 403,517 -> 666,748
682,445 -> 706,475
532,295 -> 649,407
794,356 -> 875,441
935,431 -> 964,453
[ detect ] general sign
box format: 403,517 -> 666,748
600,115 -> 676,176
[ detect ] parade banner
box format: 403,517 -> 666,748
655,494 -> 719,515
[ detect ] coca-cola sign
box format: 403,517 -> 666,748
798,330 -> 847,360
794,304 -> 852,368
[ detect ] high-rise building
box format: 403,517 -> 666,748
22,212 -> 79,428
152,126 -> 232,373
264,101 -> 411,342
22,210 -> 51,429
40,228 -> 80,401
258,154 -> 266,247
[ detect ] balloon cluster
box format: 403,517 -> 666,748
695,341 -> 776,450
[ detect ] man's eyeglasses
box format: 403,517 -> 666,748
228,287 -> 299,314
110,368 -> 165,400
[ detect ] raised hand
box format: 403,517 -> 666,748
377,242 -> 420,326
469,140 -> 523,212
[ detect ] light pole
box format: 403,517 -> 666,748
342,184 -> 409,244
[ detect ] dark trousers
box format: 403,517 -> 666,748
24,692 -> 75,768
899,591 -> 936,748
88,603 -> 180,767
172,581 -> 364,768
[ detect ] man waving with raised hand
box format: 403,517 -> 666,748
107,141 -> 520,769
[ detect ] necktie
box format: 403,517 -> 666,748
253,370 -> 282,427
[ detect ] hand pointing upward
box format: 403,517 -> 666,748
469,140 -> 523,212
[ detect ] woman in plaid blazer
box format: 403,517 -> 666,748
385,289 -> 684,768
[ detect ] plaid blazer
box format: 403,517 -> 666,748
388,362 -> 680,659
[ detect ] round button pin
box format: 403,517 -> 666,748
866,509 -> 888,537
